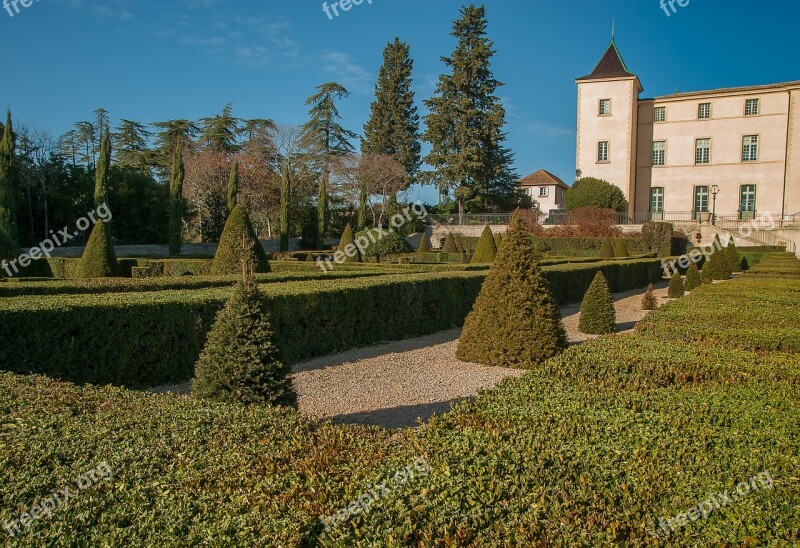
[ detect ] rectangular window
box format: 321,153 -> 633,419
598,141 -> 609,162
539,187 -> 549,197
652,141 -> 666,166
742,135 -> 759,162
695,138 -> 711,165
654,106 -> 666,123
698,103 -> 711,119
650,187 -> 665,213
745,99 -> 760,116
599,99 -> 612,116
694,186 -> 710,217
740,184 -> 757,218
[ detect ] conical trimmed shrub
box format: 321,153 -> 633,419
193,279 -> 296,407
441,232 -> 459,253
668,271 -> 685,298
337,224 -> 361,262
579,272 -> 616,335
456,214 -> 567,368
701,263 -> 713,285
707,237 -> 732,280
599,237 -> 615,260
684,263 -> 702,291
417,232 -> 432,252
726,240 -> 741,273
77,221 -> 118,278
613,239 -> 630,258
471,225 -> 497,264
211,205 -> 271,275
642,284 -> 658,311
454,233 -> 466,253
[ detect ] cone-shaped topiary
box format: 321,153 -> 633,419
579,272 -> 616,335
725,239 -> 741,273
741,256 -> 750,271
684,263 -> 702,291
668,271 -> 685,298
211,205 -> 271,275
642,284 -> 658,311
613,239 -> 630,258
193,279 -> 296,407
456,214 -> 567,368
707,237 -> 732,280
77,221 -> 118,278
417,231 -> 432,253
454,233 -> 466,253
599,237 -> 615,260
337,223 -> 361,262
441,232 -> 459,253
471,225 -> 497,264
700,263 -> 713,285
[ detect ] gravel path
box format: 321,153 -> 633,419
151,280 -> 674,429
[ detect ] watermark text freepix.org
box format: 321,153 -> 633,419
3,0 -> 40,18
322,0 -> 373,21
660,0 -> 691,17
1,203 -> 112,277
3,462 -> 115,538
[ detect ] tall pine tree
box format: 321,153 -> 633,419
0,110 -> 16,245
363,38 -> 421,217
423,5 -> 519,218
169,144 -> 184,256
199,103 -> 241,153
113,119 -> 153,172
302,83 -> 357,250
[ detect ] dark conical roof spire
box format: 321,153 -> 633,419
577,40 -> 637,81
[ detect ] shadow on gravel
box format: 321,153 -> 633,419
331,400 -> 466,429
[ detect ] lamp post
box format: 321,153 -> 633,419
711,185 -> 720,226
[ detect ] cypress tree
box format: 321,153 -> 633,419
168,144 -> 184,256
338,223 -> 361,262
613,238 -> 630,258
211,205 -> 271,275
316,174 -> 327,250
77,221 -> 118,278
0,110 -> 16,245
685,263 -> 702,291
456,213 -> 567,368
708,236 -> 732,280
279,164 -> 291,252
193,279 -> 297,407
363,37 -> 422,187
417,232 -> 432,253
642,284 -> 658,311
227,160 -> 239,213
579,272 -> 616,335
668,271 -> 685,298
94,128 -> 111,206
599,237 -> 615,260
442,232 -> 459,253
423,5 -> 519,216
726,239 -> 742,273
471,225 -> 497,263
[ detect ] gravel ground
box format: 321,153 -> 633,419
151,280 -> 675,429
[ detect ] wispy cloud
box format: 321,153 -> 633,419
55,0 -> 134,20
522,121 -> 574,137
319,51 -> 374,94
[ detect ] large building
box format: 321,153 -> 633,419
575,40 -> 800,223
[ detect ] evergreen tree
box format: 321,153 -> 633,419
228,160 -> 239,213
363,37 -> 422,196
338,223 -> 361,262
113,119 -> 153,172
302,83 -> 357,250
613,238 -> 630,258
685,263 -> 702,291
169,144 -> 184,256
193,279 -> 297,407
701,262 -> 713,285
241,118 -> 277,159
442,232 -> 459,253
668,271 -> 685,298
0,110 -> 17,245
471,225 -> 497,263
94,128 -> 111,206
199,103 -> 241,153
423,5 -> 519,217
599,237 -> 615,260
708,236 -> 732,280
417,231 -> 432,252
457,213 -> 567,367
211,206 -> 271,275
642,284 -> 658,311
153,119 -> 199,174
726,239 -> 742,273
77,221 -> 118,278
579,272 -> 616,335
279,164 -> 291,252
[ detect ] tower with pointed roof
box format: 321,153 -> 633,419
575,39 -> 643,216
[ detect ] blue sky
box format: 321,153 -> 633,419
3,0 -> 799,204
